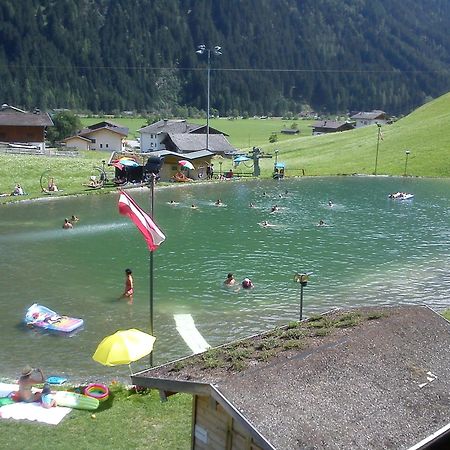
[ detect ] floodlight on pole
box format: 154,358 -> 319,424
196,44 -> 222,151
404,150 -> 411,176
293,271 -> 313,321
374,123 -> 382,175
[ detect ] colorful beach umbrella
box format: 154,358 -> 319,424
119,159 -> 140,168
233,155 -> 251,163
92,329 -> 156,367
178,160 -> 195,170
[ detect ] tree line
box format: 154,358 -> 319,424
1,0 -> 450,116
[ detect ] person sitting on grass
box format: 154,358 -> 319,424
48,178 -> 58,192
11,184 -> 24,196
17,366 -> 45,402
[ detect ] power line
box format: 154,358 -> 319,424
2,63 -> 449,75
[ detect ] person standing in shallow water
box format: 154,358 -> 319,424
121,268 -> 134,304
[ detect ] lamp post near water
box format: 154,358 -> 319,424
294,272 -> 311,321
404,150 -> 411,176
196,45 -> 222,151
374,123 -> 382,175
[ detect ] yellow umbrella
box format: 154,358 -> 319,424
92,329 -> 156,367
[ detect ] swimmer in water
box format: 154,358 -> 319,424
224,273 -> 236,286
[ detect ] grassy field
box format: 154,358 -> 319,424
80,115 -> 314,149
0,384 -> 191,450
1,92 -> 449,202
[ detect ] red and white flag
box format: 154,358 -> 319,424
118,190 -> 165,251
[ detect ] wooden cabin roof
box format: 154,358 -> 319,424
132,306 -> 450,449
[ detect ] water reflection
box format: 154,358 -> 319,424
0,177 -> 449,383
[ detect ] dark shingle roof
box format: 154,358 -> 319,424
311,120 -> 353,130
164,133 -> 235,154
132,306 -> 450,449
0,111 -> 53,127
139,119 -> 201,134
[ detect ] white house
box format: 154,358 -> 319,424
350,110 -> 389,128
138,119 -> 233,155
138,119 -> 203,152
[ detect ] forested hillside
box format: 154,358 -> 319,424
1,0 -> 450,116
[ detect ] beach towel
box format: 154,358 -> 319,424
0,382 -> 71,425
174,314 -> 210,354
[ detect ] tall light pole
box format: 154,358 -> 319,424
374,123 -> 382,175
404,150 -> 411,176
196,44 -> 222,151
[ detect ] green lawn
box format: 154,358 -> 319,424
0,385 -> 191,450
1,92 -> 449,202
80,115 -> 313,149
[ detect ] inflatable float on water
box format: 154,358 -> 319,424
388,192 -> 414,200
25,303 -> 84,333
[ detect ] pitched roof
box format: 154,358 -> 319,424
63,135 -> 93,143
311,120 -> 354,130
132,306 -> 450,449
164,133 -> 235,154
350,110 -> 387,120
153,149 -> 214,160
77,123 -> 128,137
139,119 -> 227,136
0,109 -> 53,127
139,119 -> 201,134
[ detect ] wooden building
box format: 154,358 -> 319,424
310,120 -> 355,135
0,104 -> 53,149
132,306 -> 450,449
108,149 -> 214,182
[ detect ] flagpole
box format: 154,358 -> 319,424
149,173 -> 155,367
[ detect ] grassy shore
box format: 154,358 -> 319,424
0,384 -> 191,450
1,92 -> 450,202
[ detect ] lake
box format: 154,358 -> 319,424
0,176 -> 449,384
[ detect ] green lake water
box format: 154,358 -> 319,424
0,176 -> 449,383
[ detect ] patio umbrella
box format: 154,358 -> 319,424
119,159 -> 140,168
178,160 -> 195,170
233,155 -> 251,164
92,329 -> 156,373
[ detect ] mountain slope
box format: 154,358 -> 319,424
1,0 -> 450,115
265,93 -> 450,177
